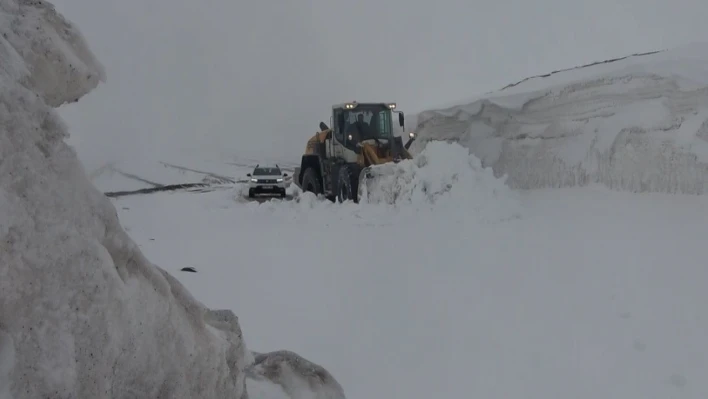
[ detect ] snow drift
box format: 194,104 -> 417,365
0,2 -> 343,399
411,43 -> 708,195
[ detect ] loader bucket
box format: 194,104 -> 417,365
357,162 -> 405,204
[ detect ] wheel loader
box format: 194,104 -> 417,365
293,101 -> 416,203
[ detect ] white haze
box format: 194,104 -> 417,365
51,0 -> 708,173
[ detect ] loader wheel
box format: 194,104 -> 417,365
336,165 -> 359,203
357,167 -> 372,202
301,167 -> 322,195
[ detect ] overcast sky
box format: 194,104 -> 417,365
51,0 -> 708,172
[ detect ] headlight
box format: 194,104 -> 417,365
250,178 -> 257,182
277,178 -> 283,182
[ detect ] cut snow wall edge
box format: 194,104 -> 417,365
0,2 -> 345,399
411,46 -> 708,195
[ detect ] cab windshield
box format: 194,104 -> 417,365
342,106 -> 393,141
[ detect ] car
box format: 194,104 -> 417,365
247,165 -> 289,198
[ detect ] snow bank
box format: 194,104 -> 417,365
0,2 -> 253,398
412,42 -> 708,194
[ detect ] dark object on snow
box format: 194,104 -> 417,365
180,266 -> 197,273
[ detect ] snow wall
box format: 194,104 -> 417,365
410,44 -> 708,195
0,2 -> 343,399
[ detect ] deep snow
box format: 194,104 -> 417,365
411,42 -> 708,194
113,144 -> 708,398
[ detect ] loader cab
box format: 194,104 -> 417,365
331,102 -> 404,160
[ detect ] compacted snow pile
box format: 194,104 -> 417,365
360,141 -> 521,223
411,43 -> 708,194
0,2 -> 270,398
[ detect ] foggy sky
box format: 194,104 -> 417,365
51,0 -> 708,172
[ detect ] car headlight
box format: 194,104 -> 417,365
277,178 -> 283,182
250,178 -> 257,182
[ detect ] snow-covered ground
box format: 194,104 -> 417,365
112,141 -> 708,399
410,42 -> 708,194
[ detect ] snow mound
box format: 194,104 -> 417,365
246,351 -> 346,399
0,2 -> 252,398
361,141 -> 522,223
412,42 -> 708,195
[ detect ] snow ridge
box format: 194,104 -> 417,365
497,50 -> 663,92
412,43 -> 708,195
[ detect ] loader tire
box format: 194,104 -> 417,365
301,167 -> 322,195
336,165 -> 359,203
357,167 -> 372,202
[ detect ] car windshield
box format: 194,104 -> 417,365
343,106 -> 393,140
253,167 -> 281,176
